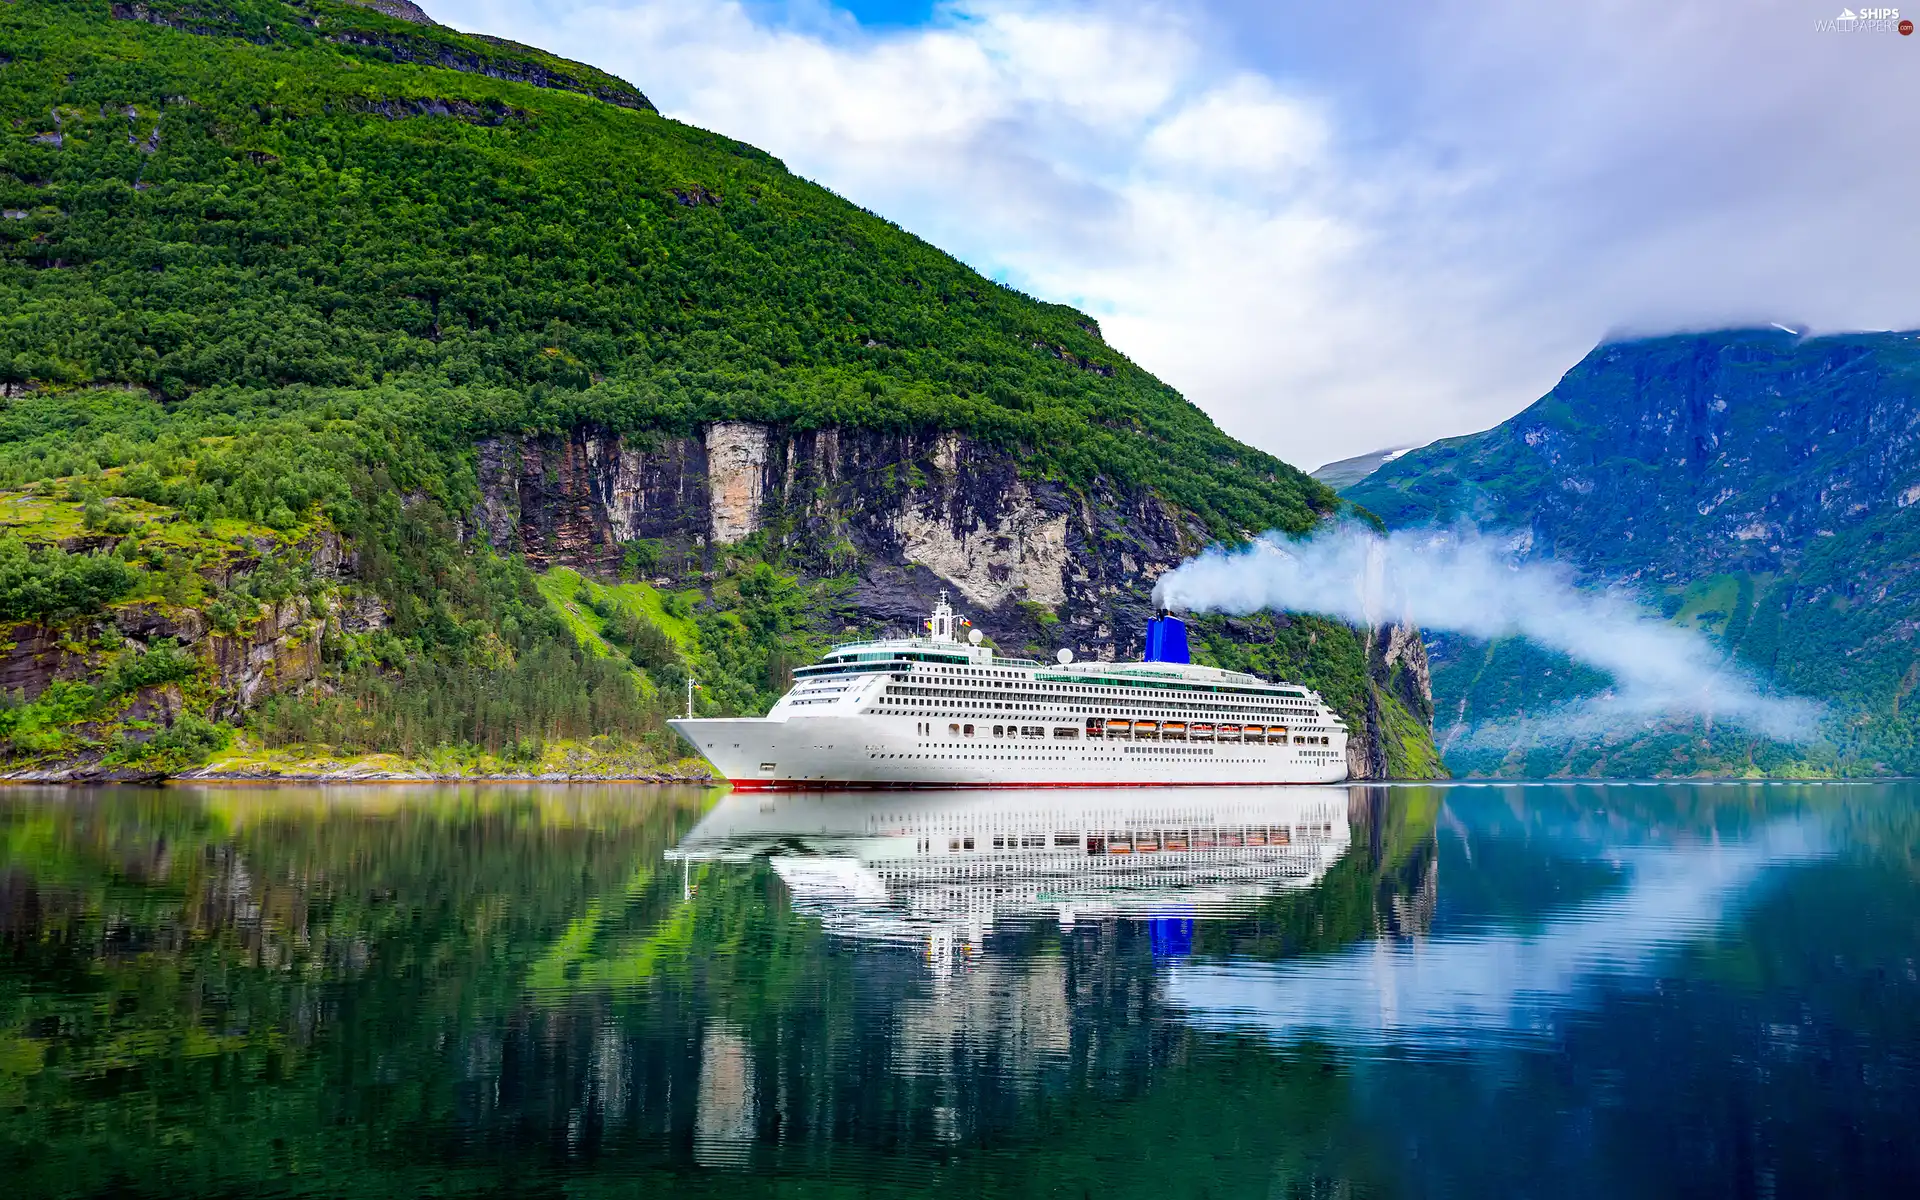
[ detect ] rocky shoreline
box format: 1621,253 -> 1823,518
172,768 -> 719,784
1,754 -> 718,786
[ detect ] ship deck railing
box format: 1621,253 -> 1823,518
823,636 -> 1043,666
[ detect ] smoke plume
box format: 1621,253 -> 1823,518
1152,525 -> 1822,744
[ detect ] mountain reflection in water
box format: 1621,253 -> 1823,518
3,782 -> 1920,1197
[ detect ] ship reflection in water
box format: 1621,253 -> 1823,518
5,782 -> 1911,1197
658,785 -> 1429,1162
667,787 -> 1372,970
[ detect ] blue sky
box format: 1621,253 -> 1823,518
428,0 -> 1920,470
797,0 -> 934,26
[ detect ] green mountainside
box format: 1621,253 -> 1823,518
0,0 -> 1441,778
1346,329 -> 1920,778
3,0 -> 1319,529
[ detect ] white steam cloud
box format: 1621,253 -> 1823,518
1152,526 -> 1823,745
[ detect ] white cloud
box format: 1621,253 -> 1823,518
1140,75 -> 1327,178
1154,524 -> 1825,743
427,0 -> 1920,472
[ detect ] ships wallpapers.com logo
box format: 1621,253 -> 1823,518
1818,6 -> 1914,30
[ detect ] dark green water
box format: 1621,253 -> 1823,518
3,781 -> 1917,1197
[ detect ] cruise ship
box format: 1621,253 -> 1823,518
670,594 -> 1350,788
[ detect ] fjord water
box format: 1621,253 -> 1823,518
3,783 -> 1918,1197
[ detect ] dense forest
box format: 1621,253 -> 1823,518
0,0 -> 1405,776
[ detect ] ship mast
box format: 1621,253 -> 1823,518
928,591 -> 957,643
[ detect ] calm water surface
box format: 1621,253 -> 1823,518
3,781 -> 1918,1197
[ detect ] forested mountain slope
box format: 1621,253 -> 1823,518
0,0 -> 1444,779
1346,329 -> 1920,777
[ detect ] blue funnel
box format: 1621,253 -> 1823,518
1144,613 -> 1190,664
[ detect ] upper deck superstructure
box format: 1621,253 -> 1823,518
672,594 -> 1349,788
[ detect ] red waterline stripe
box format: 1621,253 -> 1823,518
724,778 -> 1333,791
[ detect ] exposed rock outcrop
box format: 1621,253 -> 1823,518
472,421 -> 1443,777
0,594 -> 334,718
324,29 -> 656,113
350,0 -> 436,25
472,422 -> 1201,662
0,537 -> 382,771
704,422 -> 771,545
1350,621 -> 1436,780
0,623 -> 84,699
209,597 -> 321,718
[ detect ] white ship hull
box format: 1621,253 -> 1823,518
671,713 -> 1350,789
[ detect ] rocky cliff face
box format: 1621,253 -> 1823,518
0,531 -> 377,780
1345,328 -> 1920,776
1351,621 -> 1436,779
472,421 -> 1441,778
347,0 -> 435,24
472,423 -> 1199,659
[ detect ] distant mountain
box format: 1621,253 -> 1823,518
1345,328 -> 1920,777
1311,446 -> 1413,492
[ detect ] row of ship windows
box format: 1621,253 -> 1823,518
884,706 -> 1323,732
873,752 -> 1079,761
891,678 -> 1306,710
883,702 -> 1320,729
870,751 -> 1293,764
904,721 -> 1333,746
884,688 -> 1313,720
908,662 -> 1307,701
919,825 -> 1329,854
